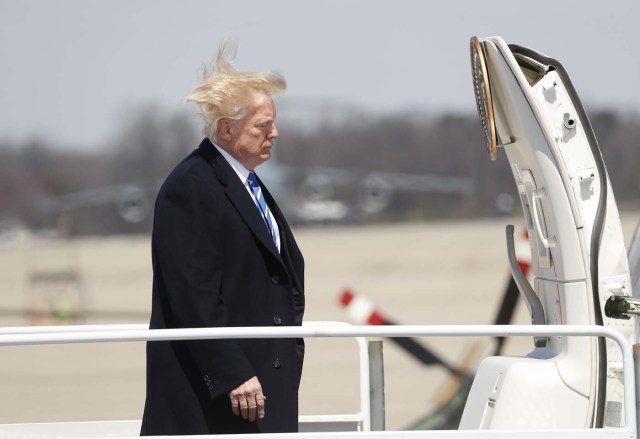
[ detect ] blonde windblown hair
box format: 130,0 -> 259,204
186,39 -> 286,141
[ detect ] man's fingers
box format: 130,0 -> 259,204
257,394 -> 266,420
228,377 -> 266,421
248,392 -> 266,422
231,397 -> 240,417
239,396 -> 249,419
248,397 -> 257,422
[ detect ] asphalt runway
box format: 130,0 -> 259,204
0,210 -> 638,430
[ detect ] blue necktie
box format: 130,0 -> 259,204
247,171 -> 277,246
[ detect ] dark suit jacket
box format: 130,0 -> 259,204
141,138 -> 305,435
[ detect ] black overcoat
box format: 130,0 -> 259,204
141,138 -> 305,435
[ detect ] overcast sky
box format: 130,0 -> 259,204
1,0 -> 638,150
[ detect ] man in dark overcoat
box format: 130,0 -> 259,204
140,40 -> 305,435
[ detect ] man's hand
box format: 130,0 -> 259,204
228,376 -> 266,421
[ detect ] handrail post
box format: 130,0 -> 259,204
368,338 -> 385,431
634,343 -> 640,436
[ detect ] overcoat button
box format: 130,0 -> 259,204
273,317 -> 282,325
271,275 -> 280,284
272,358 -> 281,368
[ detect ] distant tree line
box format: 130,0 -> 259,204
0,104 -> 638,234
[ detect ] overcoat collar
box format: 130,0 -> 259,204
198,138 -> 284,266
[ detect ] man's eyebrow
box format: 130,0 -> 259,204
256,117 -> 275,124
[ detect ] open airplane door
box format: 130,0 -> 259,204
459,36 -> 634,429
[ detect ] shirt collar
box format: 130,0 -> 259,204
212,142 -> 251,185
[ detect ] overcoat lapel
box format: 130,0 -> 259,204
225,177 -> 284,263
259,174 -> 304,292
198,139 -> 284,266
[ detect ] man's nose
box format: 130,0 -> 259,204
269,123 -> 279,139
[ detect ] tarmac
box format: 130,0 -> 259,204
0,210 -> 638,430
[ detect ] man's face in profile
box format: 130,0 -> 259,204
229,98 -> 279,170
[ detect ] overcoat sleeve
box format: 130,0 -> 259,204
152,169 -> 255,399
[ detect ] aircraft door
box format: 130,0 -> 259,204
463,35 -> 628,430
467,34 -> 639,430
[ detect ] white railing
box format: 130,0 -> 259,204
0,324 -> 636,439
0,321 -> 372,433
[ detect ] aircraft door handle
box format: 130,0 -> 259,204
506,225 -> 548,348
531,188 -> 556,249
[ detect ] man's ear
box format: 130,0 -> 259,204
217,119 -> 234,141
